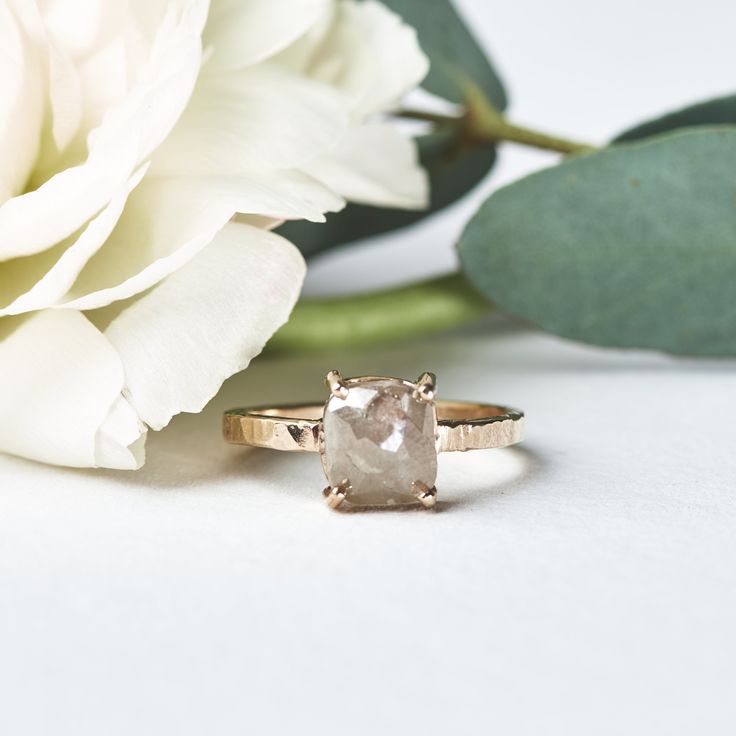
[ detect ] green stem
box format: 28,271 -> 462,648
398,93 -> 594,156
268,273 -> 491,354
472,117 -> 595,155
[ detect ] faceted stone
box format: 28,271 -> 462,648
322,378 -> 437,506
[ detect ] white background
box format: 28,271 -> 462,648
2,1 -> 736,734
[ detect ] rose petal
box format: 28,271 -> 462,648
203,0 -> 330,70
40,0 -> 131,59
281,0 -> 429,121
95,395 -> 147,470
0,3 -> 44,204
151,63 -> 349,176
102,222 -> 306,430
304,123 -> 428,209
45,33 -> 83,153
340,0 -> 429,118
0,310 -> 144,468
0,0 -> 206,261
17,0 -> 84,159
0,165 -> 148,316
55,169 -> 342,311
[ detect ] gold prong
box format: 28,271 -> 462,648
325,369 -> 349,400
414,371 -> 436,403
413,482 -> 437,509
323,480 -> 350,510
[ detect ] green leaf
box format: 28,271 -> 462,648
384,0 -> 506,108
614,94 -> 736,142
279,132 -> 496,257
458,128 -> 736,356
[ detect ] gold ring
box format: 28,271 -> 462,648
223,371 -> 524,510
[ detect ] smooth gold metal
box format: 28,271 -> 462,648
325,369 -> 349,400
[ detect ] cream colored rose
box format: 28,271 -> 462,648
0,0 -> 428,468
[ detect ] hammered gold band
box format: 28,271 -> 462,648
223,401 -> 524,454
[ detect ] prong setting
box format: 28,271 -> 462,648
323,479 -> 351,510
322,376 -> 438,508
413,481 -> 437,508
414,371 -> 436,403
325,369 -> 349,400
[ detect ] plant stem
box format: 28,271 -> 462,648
398,104 -> 594,156
268,273 -> 491,354
471,117 -> 595,155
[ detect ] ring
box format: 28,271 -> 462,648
223,371 -> 524,510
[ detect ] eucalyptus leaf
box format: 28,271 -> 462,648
280,132 -> 496,257
615,94 -> 736,142
458,128 -> 736,356
384,0 -> 506,108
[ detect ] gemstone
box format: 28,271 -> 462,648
322,378 -> 437,506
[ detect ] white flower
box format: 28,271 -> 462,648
0,0 -> 428,469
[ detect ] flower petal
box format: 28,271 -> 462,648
55,169 -> 341,311
281,0 -> 429,121
0,3 -> 44,204
0,165 -> 148,316
342,0 -> 429,118
96,395 -> 147,470
0,0 -> 206,261
46,41 -> 83,154
40,0 -> 132,59
102,222 -> 306,430
203,0 -> 330,70
0,310 -> 145,468
151,63 -> 349,176
304,123 -> 428,209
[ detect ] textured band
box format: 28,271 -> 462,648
223,401 -> 524,454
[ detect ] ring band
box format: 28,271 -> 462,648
223,400 -> 524,454
224,371 -> 524,510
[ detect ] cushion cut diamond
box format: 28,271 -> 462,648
322,378 -> 437,506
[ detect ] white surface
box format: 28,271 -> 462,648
1,328 -> 735,734
3,1 -> 736,734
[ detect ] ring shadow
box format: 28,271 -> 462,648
92,410 -> 544,513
